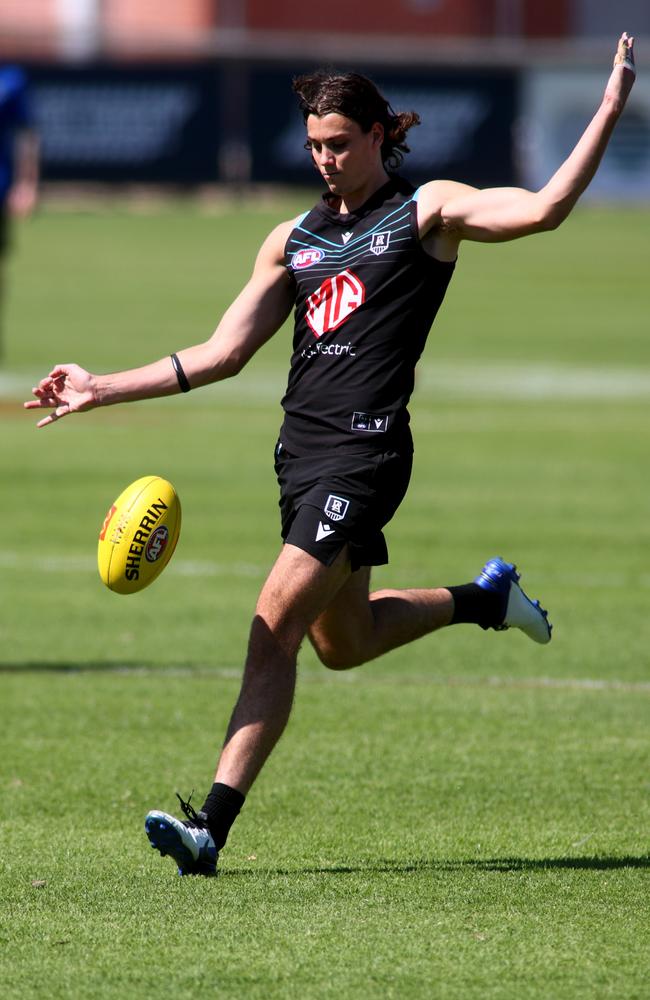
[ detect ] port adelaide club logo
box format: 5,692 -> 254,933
370,231 -> 390,255
324,494 -> 350,522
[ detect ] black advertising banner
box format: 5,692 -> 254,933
249,65 -> 518,188
21,61 -> 517,188
28,63 -> 220,183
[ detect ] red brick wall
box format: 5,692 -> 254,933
104,0 -> 216,38
244,0 -> 497,37
0,0 -> 58,57
523,3 -> 571,37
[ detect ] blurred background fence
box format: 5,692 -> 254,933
1,0 -> 649,197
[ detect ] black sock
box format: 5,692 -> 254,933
447,583 -> 504,630
200,782 -> 246,851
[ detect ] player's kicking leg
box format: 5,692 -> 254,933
145,547 -> 550,874
309,556 -> 551,669
145,543 -> 354,876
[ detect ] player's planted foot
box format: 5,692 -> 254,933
145,793 -> 218,876
475,557 -> 552,644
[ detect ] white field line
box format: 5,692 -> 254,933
293,670 -> 650,694
288,671 -> 650,693
5,550 -> 650,591
7,361 -> 650,404
0,551 -> 265,578
417,362 -> 650,400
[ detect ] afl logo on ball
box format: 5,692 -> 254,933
145,525 -> 169,563
291,248 -> 324,270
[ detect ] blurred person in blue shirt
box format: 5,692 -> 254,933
0,64 -> 39,359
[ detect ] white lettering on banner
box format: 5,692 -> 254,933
34,84 -> 197,164
305,269 -> 366,338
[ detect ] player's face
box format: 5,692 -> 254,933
306,113 -> 385,198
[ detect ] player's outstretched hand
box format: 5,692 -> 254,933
606,32 -> 635,109
24,364 -> 97,428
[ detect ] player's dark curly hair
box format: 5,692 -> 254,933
292,70 -> 420,169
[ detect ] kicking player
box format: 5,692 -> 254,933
25,34 -> 635,876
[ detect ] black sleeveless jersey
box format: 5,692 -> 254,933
280,176 -> 455,455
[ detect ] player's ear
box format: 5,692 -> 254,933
371,123 -> 384,147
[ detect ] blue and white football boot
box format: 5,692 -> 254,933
145,794 -> 218,876
475,557 -> 552,644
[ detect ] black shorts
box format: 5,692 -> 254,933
274,442 -> 413,571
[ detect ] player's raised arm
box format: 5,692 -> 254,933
418,33 -> 635,248
24,220 -> 296,428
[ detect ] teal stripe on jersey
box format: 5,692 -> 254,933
287,220 -> 412,261
294,199 -> 415,252
287,234 -> 413,274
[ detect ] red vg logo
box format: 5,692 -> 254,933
291,248 -> 324,270
305,269 -> 366,338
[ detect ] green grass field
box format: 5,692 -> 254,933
1,198 -> 649,998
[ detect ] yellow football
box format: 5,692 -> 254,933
97,476 -> 181,594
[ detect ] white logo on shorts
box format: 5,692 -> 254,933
324,494 -> 350,522
316,521 -> 335,542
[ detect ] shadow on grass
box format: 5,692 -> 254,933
0,661 -> 216,674
450,856 -> 650,872
223,855 -> 650,878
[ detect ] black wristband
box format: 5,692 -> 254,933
170,353 -> 191,393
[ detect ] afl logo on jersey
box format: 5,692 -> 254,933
291,248 -> 324,270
